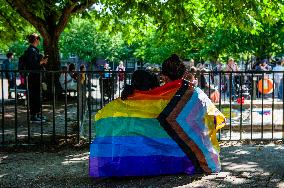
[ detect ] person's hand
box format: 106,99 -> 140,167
40,57 -> 48,65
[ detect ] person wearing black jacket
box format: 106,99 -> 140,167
25,33 -> 48,122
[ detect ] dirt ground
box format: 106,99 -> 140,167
1,141 -> 284,188
0,97 -> 101,144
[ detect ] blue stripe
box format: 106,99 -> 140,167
176,89 -> 218,171
95,117 -> 171,138
90,136 -> 187,157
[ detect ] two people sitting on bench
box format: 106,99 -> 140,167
59,64 -> 77,91
59,63 -> 94,92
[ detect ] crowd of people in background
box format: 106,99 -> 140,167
1,33 -> 284,109
182,57 -> 284,101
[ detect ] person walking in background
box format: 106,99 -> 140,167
213,61 -> 223,91
116,61 -> 125,89
225,58 -> 238,100
273,59 -> 284,99
116,61 -> 125,81
2,52 -> 14,98
26,33 -> 48,123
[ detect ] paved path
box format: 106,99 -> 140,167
1,142 -> 284,187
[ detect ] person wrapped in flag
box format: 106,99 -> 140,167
90,54 -> 226,177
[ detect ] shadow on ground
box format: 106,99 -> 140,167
1,142 -> 284,187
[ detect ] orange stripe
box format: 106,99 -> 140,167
128,79 -> 182,100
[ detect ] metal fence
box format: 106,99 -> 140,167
0,70 -> 283,147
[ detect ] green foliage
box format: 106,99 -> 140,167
59,19 -> 133,63
1,0 -> 284,66
1,0 -> 98,69
80,0 -> 281,64
0,3 -> 31,49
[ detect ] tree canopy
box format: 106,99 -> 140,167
3,0 -> 97,69
0,2 -> 30,50
59,18 -> 132,64
1,0 -> 284,66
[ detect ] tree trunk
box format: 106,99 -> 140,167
42,36 -> 62,97
43,37 -> 60,71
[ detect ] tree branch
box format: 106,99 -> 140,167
72,0 -> 98,13
55,0 -> 97,37
54,4 -> 76,38
0,11 -> 17,32
5,0 -> 49,38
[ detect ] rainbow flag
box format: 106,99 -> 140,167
89,79 -> 226,177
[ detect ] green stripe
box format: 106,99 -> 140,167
94,117 -> 171,138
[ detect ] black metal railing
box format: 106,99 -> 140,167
0,70 -> 283,146
200,70 -> 284,141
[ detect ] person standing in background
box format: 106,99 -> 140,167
104,63 -> 111,78
116,61 -> 125,89
68,63 -> 78,80
59,66 -> 77,90
26,33 -> 48,123
255,59 -> 271,71
225,58 -> 238,100
213,61 -> 223,91
2,52 -> 14,98
273,59 -> 284,99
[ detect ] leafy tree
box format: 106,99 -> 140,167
4,0 -> 97,70
96,0 -> 283,62
0,3 -> 30,50
2,0 -> 283,68
60,18 -> 133,64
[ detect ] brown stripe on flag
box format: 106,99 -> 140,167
165,87 -> 211,173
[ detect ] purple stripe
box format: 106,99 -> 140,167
89,156 -> 196,177
186,101 -> 220,170
178,92 -> 220,171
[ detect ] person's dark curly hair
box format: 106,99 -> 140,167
121,70 -> 159,100
6,52 -> 13,58
162,54 -> 186,81
27,33 -> 40,44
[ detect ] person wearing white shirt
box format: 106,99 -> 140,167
59,66 -> 77,90
116,61 -> 126,89
273,60 -> 284,99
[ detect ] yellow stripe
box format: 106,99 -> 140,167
95,98 -> 170,121
204,103 -> 226,152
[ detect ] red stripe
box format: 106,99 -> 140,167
128,79 -> 182,100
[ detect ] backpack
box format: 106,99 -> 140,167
18,51 -> 27,72
18,51 -> 28,88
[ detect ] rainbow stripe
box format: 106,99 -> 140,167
90,80 -> 225,177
